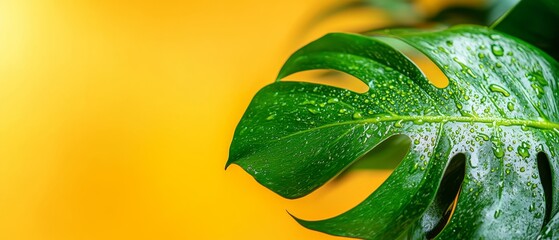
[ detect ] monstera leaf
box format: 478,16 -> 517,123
227,25 -> 559,239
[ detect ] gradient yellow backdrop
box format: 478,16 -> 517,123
0,0 -> 415,239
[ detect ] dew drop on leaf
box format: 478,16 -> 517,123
308,108 -> 319,114
352,112 -> 363,119
517,142 -> 531,158
492,136 -> 505,158
506,102 -> 514,111
527,71 -> 548,86
494,209 -> 502,219
531,83 -> 545,98
489,84 -> 511,97
491,44 -> 504,56
489,34 -> 501,40
327,98 -> 339,103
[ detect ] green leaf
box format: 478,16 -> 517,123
227,25 -> 559,239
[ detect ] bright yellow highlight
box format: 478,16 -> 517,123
0,0 -> 395,239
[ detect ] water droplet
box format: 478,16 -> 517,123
529,203 -> 535,212
507,102 -> 514,111
328,98 -> 339,103
478,133 -> 489,141
394,120 -> 403,128
300,100 -> 316,105
456,103 -> 463,110
494,209 -> 501,218
520,167 -> 526,172
489,84 -> 510,97
453,57 -> 477,78
414,139 -> 420,145
352,112 -> 363,119
478,53 -> 485,59
527,71 -> 548,86
492,136 -> 505,158
339,109 -> 347,114
490,34 -> 501,40
266,114 -> 276,120
494,145 -> 505,158
517,141 -> 531,158
491,44 -> 504,56
308,108 -> 319,114
466,69 -> 477,78
531,83 -> 545,98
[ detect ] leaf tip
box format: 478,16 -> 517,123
224,158 -> 236,170
286,210 -> 319,230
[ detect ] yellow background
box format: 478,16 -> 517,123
0,0 -> 454,239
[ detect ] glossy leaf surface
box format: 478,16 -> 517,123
227,25 -> 559,239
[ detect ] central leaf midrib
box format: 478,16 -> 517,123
279,115 -> 559,141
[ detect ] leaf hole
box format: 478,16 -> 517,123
425,153 -> 466,239
281,69 -> 370,94
286,135 -> 410,220
346,134 -> 411,171
374,36 -> 449,88
537,152 -> 552,226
